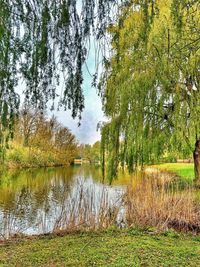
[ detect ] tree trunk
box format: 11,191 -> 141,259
193,140 -> 200,184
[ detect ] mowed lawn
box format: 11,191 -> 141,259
0,229 -> 200,267
154,163 -> 194,181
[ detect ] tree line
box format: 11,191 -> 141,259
1,109 -> 78,167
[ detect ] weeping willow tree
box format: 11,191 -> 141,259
100,0 -> 200,182
0,0 -> 131,157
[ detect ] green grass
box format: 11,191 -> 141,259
154,163 -> 194,181
0,229 -> 200,266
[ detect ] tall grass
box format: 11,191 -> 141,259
125,175 -> 200,232
53,174 -> 200,234
2,173 -> 200,239
53,182 -> 122,233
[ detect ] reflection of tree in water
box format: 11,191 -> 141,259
0,167 -> 75,236
72,165 -> 103,182
0,166 -> 110,237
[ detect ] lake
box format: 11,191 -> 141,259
0,166 -> 126,238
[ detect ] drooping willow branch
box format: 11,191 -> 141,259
0,0 -> 131,152
99,0 -> 200,182
0,0 -> 127,123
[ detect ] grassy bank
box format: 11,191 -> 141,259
153,163 -> 194,181
2,144 -> 73,169
0,229 -> 200,266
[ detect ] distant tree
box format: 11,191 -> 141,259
14,108 -> 78,164
91,141 -> 101,162
29,112 -> 54,150
18,108 -> 41,147
78,141 -> 100,162
55,126 -> 78,163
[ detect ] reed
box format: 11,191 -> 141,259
2,173 -> 200,239
53,181 -> 122,233
125,175 -> 200,232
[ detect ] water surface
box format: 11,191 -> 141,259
0,166 -> 125,237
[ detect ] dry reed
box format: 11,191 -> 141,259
125,174 -> 200,232
53,181 -> 122,233
2,173 -> 200,239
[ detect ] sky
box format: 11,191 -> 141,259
15,1 -> 108,145
16,20 -> 105,145
17,45 -> 105,145
51,48 -> 105,145
51,1 -> 106,145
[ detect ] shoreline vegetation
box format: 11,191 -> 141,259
0,163 -> 199,265
0,110 -> 78,169
4,144 -> 72,170
0,164 -> 199,236
0,109 -> 101,171
2,145 -> 70,170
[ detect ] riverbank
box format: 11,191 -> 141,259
1,144 -> 73,170
150,163 -> 194,181
0,229 -> 200,266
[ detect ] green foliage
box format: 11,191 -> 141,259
4,110 -> 78,168
0,0 -> 123,124
79,141 -> 101,163
100,0 -> 200,181
7,146 -> 27,164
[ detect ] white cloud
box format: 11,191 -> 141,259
51,46 -> 105,144
16,37 -> 105,144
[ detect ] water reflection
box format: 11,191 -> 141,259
0,166 -> 125,238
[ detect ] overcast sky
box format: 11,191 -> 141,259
51,47 -> 105,145
17,40 -> 105,145
52,0 -> 106,144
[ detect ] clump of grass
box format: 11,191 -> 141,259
125,175 -> 200,233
